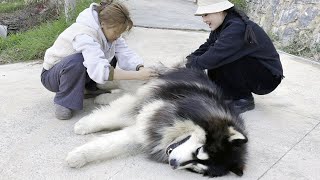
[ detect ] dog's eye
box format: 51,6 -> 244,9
166,148 -> 173,155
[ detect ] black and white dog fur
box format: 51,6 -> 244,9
66,68 -> 248,177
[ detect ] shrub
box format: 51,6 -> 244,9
0,0 -> 95,62
0,0 -> 26,13
230,0 -> 248,12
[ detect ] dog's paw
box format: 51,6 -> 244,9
66,150 -> 87,168
74,118 -> 93,135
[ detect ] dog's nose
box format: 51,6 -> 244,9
169,159 -> 178,169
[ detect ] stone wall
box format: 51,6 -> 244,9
246,0 -> 319,59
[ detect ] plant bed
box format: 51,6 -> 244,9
0,2 -> 59,35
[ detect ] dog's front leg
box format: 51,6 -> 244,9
66,126 -> 142,168
74,94 -> 138,135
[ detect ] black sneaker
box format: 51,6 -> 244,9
84,89 -> 111,99
84,80 -> 111,99
229,96 -> 255,114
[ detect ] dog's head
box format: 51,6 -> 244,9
166,124 -> 247,177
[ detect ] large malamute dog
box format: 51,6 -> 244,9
66,68 -> 248,177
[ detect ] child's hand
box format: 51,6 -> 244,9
137,67 -> 159,80
185,55 -> 194,68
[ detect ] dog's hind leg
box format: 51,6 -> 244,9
66,126 -> 142,168
74,94 -> 138,135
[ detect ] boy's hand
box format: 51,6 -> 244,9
137,67 -> 158,80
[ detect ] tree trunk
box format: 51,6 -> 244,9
64,0 -> 76,22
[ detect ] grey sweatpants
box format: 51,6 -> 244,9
41,53 -> 91,110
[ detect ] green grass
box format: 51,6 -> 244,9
268,31 -> 320,61
0,0 -> 95,63
0,0 -> 26,13
0,18 -> 69,63
281,41 -> 320,61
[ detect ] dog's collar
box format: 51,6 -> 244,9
166,135 -> 191,156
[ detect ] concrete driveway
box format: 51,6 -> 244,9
1,0 -> 320,179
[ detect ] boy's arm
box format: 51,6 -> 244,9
114,37 -> 144,71
113,67 -> 157,80
73,34 -> 113,84
189,31 -> 215,57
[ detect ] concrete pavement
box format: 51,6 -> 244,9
1,0 -> 320,179
123,0 -> 210,31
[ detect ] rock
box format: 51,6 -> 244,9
280,8 -> 299,25
298,7 -> 319,28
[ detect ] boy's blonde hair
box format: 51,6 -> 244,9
97,0 -> 133,33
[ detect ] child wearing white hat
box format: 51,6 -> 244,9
186,0 -> 283,113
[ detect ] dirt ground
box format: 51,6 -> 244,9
0,2 -> 59,34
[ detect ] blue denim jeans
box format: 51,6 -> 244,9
41,53 -> 89,110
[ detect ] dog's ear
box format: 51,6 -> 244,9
228,126 -> 248,146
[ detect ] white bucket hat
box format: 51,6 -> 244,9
195,0 -> 234,16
